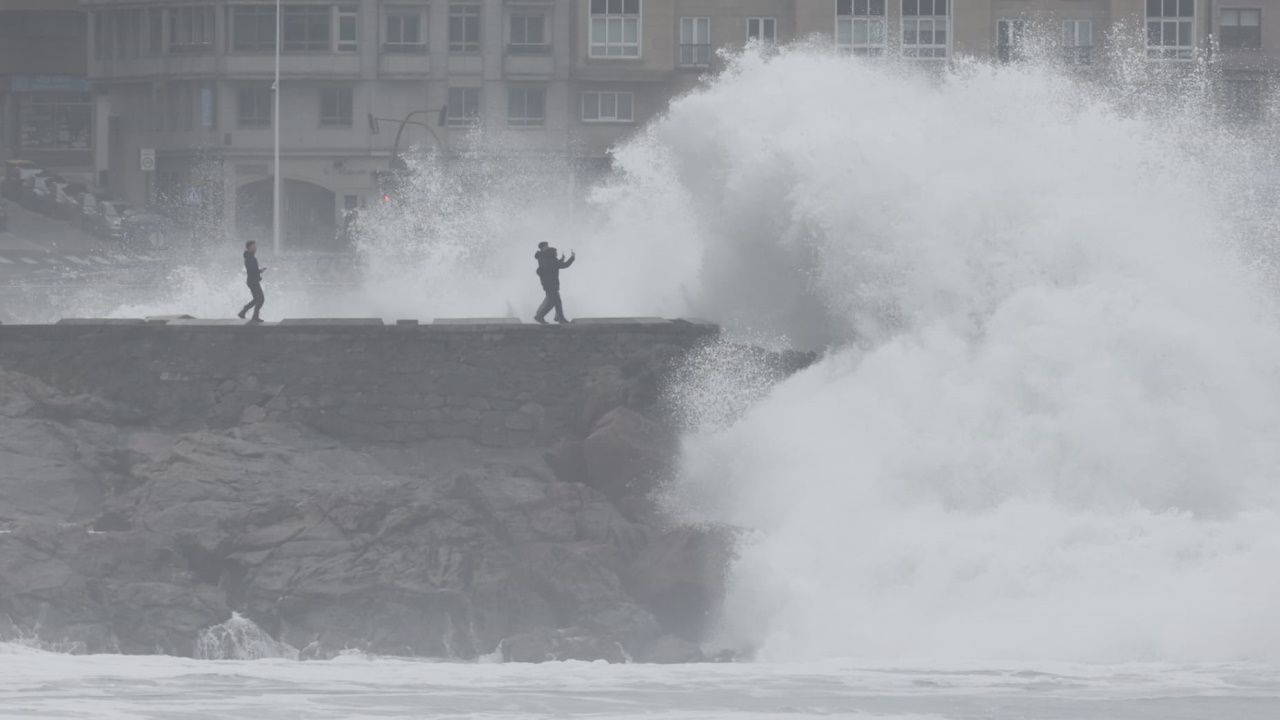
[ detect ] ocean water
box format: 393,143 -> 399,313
2,646 -> 1278,719
13,41 -> 1280,717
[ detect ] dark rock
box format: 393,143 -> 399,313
581,407 -> 675,511
544,439 -> 587,485
637,634 -> 706,664
625,527 -> 737,641
500,627 -> 629,663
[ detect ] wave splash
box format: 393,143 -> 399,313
651,50 -> 1280,663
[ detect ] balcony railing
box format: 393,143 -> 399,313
679,43 -> 711,68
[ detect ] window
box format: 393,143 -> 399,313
581,91 -> 633,123
115,9 -> 143,59
337,5 -> 358,51
902,0 -> 948,59
385,6 -> 424,51
996,18 -> 1026,63
95,12 -> 113,60
589,0 -> 641,58
510,13 -> 548,52
238,86 -> 272,128
232,5 -> 276,52
449,4 -> 481,52
837,0 -> 886,56
747,17 -> 776,43
199,84 -> 217,129
170,5 -> 215,53
679,17 -> 710,67
1147,0 -> 1195,60
1063,19 -> 1092,64
284,5 -> 330,52
446,87 -> 481,127
19,93 -> 92,149
508,86 -> 545,127
320,87 -> 354,127
148,8 -> 163,55
1220,8 -> 1262,50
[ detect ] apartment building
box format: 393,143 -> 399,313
80,0 -> 1279,250
0,0 -> 92,173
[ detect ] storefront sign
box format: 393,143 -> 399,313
10,75 -> 93,94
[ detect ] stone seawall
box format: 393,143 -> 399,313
0,318 -> 814,662
0,318 -> 718,447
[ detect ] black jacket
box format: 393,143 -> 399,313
244,251 -> 263,284
535,247 -> 574,290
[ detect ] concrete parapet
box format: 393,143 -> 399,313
0,318 -> 719,448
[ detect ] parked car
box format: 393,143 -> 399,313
121,209 -> 173,250
2,160 -> 39,201
93,201 -> 131,241
30,175 -> 62,215
53,181 -> 88,220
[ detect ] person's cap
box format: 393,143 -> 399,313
538,241 -> 549,249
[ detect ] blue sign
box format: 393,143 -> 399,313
10,75 -> 93,93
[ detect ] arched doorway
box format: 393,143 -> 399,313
235,178 -> 339,251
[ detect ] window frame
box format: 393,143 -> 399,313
445,86 -> 482,127
336,4 -> 358,52
901,0 -> 949,59
319,86 -> 354,128
282,4 -> 331,53
580,90 -> 634,123
231,4 -> 277,53
384,5 -> 426,52
448,3 -> 482,53
237,85 -> 273,128
835,0 -> 886,56
507,85 -> 546,128
169,5 -> 216,54
996,17 -> 1027,63
1062,19 -> 1093,65
589,0 -> 642,59
678,16 -> 710,67
746,16 -> 777,44
1219,8 -> 1262,51
1146,0 -> 1196,60
509,11 -> 550,53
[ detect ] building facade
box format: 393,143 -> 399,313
0,0 -> 92,175
78,0 -> 1280,250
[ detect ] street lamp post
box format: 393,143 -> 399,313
386,107 -> 448,171
272,0 -> 282,255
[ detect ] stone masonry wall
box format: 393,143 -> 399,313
0,319 -> 718,447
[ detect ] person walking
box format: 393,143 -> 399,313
534,241 -> 575,324
237,240 -> 267,323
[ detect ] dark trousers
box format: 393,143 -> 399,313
535,287 -> 565,321
240,282 -> 264,319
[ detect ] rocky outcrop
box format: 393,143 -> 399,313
0,323 -> 809,662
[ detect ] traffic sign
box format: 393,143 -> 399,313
140,148 -> 155,172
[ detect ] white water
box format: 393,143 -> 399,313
15,43 -> 1280,712
2,645 -> 1277,719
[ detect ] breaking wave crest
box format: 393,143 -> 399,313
654,50 -> 1280,662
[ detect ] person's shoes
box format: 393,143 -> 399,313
237,308 -> 247,319
534,317 -> 548,325
249,317 -> 264,324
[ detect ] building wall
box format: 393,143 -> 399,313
0,0 -> 92,171
77,0 -> 1280,250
